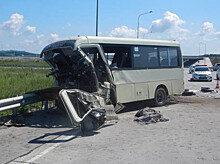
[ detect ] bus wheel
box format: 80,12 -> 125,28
153,87 -> 167,106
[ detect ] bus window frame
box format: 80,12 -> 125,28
101,44 -> 182,70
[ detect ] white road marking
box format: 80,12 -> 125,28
11,130 -> 80,164
27,142 -> 61,163
27,135 -> 77,163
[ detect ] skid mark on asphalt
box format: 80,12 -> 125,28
8,129 -> 81,164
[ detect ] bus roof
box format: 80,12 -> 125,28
41,36 -> 180,55
75,36 -> 180,47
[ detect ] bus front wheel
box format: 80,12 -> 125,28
153,87 -> 167,107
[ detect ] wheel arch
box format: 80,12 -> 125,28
155,84 -> 169,96
152,84 -> 169,107
149,83 -> 170,99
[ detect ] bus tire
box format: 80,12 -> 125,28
80,116 -> 97,133
153,87 -> 167,107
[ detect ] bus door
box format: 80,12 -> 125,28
78,44 -> 114,84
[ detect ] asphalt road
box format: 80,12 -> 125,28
184,69 -> 218,91
1,68 -> 220,164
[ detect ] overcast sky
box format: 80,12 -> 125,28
0,0 -> 219,55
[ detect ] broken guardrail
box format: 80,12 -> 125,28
0,94 -> 43,116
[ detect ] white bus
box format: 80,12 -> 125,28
41,36 -> 184,108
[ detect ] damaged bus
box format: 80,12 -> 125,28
41,36 -> 184,131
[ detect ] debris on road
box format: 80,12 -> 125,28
134,108 -> 169,125
201,87 -> 214,93
182,89 -> 196,96
3,115 -> 25,127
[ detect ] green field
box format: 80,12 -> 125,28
0,60 -> 49,67
0,68 -> 53,99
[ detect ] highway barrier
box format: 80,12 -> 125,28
0,94 -> 46,116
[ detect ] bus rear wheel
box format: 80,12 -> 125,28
153,87 -> 167,107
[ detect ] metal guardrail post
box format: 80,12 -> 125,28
42,101 -> 48,110
13,108 -> 17,116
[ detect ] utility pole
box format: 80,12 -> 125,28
137,11 -> 152,38
96,0 -> 99,36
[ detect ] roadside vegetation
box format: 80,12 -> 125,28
0,67 -> 53,117
0,67 -> 53,99
0,60 -> 49,67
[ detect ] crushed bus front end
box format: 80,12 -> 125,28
40,40 -> 117,132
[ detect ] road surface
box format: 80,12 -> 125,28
1,68 -> 220,164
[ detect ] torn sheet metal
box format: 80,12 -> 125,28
59,89 -> 117,132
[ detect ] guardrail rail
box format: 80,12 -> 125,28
0,94 -> 45,116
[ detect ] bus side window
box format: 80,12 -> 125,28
149,56 -> 159,67
169,48 -> 178,66
159,47 -> 178,67
147,48 -> 159,68
102,45 -> 132,69
133,46 -> 159,68
159,48 -> 169,66
111,52 -> 121,68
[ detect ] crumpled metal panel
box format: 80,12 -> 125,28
59,89 -> 106,132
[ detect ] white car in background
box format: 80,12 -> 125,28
213,63 -> 220,71
189,64 -> 207,74
216,69 -> 220,80
191,67 -> 212,82
189,65 -> 196,74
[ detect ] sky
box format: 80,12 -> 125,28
0,0 -> 220,55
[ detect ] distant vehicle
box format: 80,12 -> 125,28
213,63 -> 220,71
189,65 -> 195,74
189,64 -> 207,74
216,69 -> 220,80
192,67 -> 212,81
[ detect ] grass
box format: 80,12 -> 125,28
0,60 -> 49,67
0,60 -> 54,118
0,67 -> 53,99
0,67 -> 54,117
